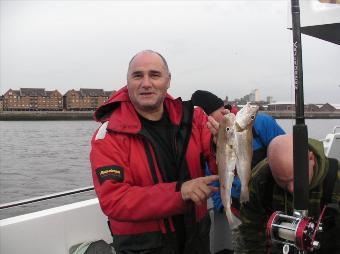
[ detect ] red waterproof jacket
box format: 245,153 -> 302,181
90,86 -> 216,237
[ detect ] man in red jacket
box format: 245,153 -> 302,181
90,50 -> 218,254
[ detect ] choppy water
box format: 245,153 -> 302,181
0,119 -> 339,219
0,120 -> 100,219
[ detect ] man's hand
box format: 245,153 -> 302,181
181,175 -> 219,206
207,116 -> 219,143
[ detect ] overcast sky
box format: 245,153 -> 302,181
1,0 -> 339,103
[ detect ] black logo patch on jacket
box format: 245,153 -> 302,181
96,165 -> 124,184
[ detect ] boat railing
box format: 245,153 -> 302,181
333,126 -> 340,133
0,186 -> 94,210
319,126 -> 340,142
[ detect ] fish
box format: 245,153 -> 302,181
234,102 -> 258,203
216,112 -> 241,229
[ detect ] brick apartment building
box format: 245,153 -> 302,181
63,88 -> 114,111
0,96 -> 3,111
3,88 -> 63,111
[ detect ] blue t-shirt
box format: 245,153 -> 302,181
207,113 -> 285,211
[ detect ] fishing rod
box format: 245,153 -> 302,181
267,1 -> 324,253
291,0 -> 309,218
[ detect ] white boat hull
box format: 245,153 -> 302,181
322,126 -> 340,161
0,198 -> 111,254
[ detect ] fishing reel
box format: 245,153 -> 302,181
266,210 -> 324,253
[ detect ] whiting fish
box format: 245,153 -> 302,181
216,103 -> 258,228
234,103 -> 258,203
216,113 -> 241,229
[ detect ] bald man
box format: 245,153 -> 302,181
90,50 -> 219,254
232,134 -> 339,254
267,134 -> 315,194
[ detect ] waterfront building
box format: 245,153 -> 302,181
63,88 -> 114,111
331,104 -> 340,111
266,96 -> 273,104
243,94 -> 251,103
267,102 -> 322,112
249,93 -> 255,102
0,96 -> 3,111
305,104 -> 320,112
250,89 -> 260,102
319,103 -> 337,112
3,88 -> 63,111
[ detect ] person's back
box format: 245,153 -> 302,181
251,113 -> 285,168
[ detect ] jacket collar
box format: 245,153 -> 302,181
94,86 -> 183,134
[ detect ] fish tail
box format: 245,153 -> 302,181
225,207 -> 233,224
240,185 -> 249,203
225,207 -> 242,230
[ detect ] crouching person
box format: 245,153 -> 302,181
233,134 -> 340,254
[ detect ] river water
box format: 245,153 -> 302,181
0,119 -> 339,219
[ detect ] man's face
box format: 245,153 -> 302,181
127,52 -> 171,115
210,106 -> 227,123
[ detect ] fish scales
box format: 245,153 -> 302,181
234,125 -> 253,203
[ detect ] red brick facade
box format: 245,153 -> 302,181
3,88 -> 63,111
63,89 -> 114,111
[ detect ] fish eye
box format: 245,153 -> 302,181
251,115 -> 255,120
226,127 -> 230,131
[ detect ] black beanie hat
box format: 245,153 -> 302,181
191,90 -> 224,115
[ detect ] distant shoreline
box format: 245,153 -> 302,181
0,111 -> 94,121
265,111 -> 340,119
1,110 -> 340,121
